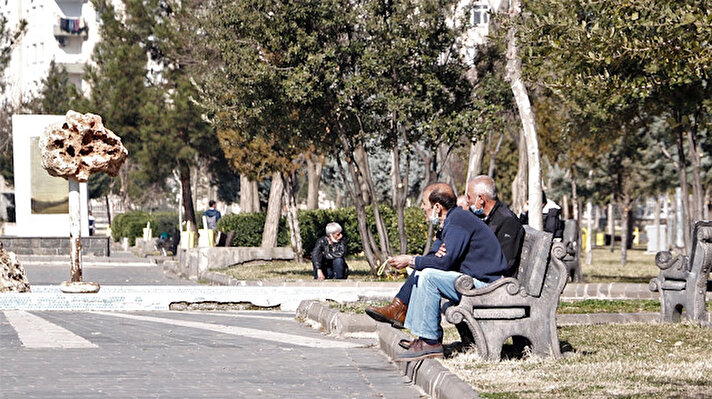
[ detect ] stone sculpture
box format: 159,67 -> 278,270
0,247 -> 31,293
39,110 -> 128,293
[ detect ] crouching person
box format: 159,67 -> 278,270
311,222 -> 348,280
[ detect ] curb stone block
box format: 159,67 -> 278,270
297,302 -> 478,399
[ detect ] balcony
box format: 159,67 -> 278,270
53,18 -> 88,39
58,62 -> 85,75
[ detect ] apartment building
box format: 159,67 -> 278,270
1,0 -> 121,105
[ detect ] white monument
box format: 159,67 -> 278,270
11,114 -> 89,237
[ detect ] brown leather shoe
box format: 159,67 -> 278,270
394,338 -> 443,362
365,297 -> 407,329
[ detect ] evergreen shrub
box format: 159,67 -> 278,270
217,212 -> 289,247
111,211 -> 179,246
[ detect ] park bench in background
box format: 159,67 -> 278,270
562,219 -> 583,282
649,220 -> 712,323
445,226 -> 569,360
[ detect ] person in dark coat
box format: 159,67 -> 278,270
311,222 -> 348,280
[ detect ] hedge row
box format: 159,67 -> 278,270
111,211 -> 178,246
113,206 -> 429,256
217,206 -> 428,256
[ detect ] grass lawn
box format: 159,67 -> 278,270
580,247 -> 659,284
442,323 -> 712,398
218,247 -> 662,283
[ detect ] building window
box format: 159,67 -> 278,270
470,4 -> 490,26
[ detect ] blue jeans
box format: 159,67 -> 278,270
404,268 -> 488,341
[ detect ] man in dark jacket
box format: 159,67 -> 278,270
519,191 -> 564,240
387,182 -> 508,361
311,222 -> 348,280
467,175 -> 525,276
365,177 -> 523,328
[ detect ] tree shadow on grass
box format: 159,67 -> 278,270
444,339 -> 596,360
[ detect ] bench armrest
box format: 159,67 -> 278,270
453,274 -> 522,297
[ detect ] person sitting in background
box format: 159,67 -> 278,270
519,191 -> 564,240
311,222 -> 348,280
204,200 -> 222,230
456,194 -> 469,210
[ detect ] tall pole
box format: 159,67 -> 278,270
68,178 -> 82,282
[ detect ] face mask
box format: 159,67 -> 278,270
470,205 -> 485,217
429,206 -> 440,226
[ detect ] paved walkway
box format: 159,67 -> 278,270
1,310 -> 424,398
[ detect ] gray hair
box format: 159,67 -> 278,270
325,222 -> 342,236
469,175 -> 497,200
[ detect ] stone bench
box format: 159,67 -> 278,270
562,219 -> 583,282
649,220 -> 712,323
445,226 -> 569,360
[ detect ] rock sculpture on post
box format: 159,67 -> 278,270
39,110 -> 128,293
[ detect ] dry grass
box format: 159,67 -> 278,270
442,323 -> 712,398
217,247 -> 662,283
219,259 -> 409,282
581,247 -> 660,284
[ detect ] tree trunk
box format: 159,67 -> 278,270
239,175 -> 253,213
620,203 -> 630,266
506,0 -> 542,230
392,141 -> 410,254
511,129 -> 527,214
414,144 -> 433,205
487,132 -> 504,178
354,143 -> 392,257
104,194 -> 112,227
179,162 -> 198,240
336,130 -> 381,272
562,195 -> 569,220
687,123 -> 703,222
585,201 -> 593,265
675,125 -> 691,254
261,173 -> 283,248
571,168 -> 579,221
465,139 -> 485,186
283,173 -> 303,261
608,198 -> 615,253
251,180 -> 260,213
654,195 -> 662,252
306,156 -> 321,210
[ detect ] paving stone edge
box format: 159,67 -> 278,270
296,300 -> 479,399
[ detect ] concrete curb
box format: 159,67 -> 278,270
296,300 -> 479,399
296,300 -> 378,336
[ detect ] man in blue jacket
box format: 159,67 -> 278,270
387,182 -> 508,361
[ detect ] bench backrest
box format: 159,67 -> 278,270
563,220 -> 578,243
689,220 -> 712,278
515,226 -> 554,297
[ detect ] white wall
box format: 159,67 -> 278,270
12,114 -> 88,237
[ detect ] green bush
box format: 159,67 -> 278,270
111,211 -> 150,246
217,212 -> 289,247
388,207 -> 428,254
298,205 -> 427,258
111,211 -> 179,246
151,211 -> 179,237
299,208 -> 359,256
168,205 -> 430,256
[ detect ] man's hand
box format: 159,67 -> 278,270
317,269 -> 326,280
435,243 -> 446,258
388,255 -> 412,270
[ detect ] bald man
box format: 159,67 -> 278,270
467,175 -> 525,275
366,182 -> 507,332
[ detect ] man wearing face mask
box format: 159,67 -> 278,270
467,175 -> 525,276
365,182 -> 507,329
